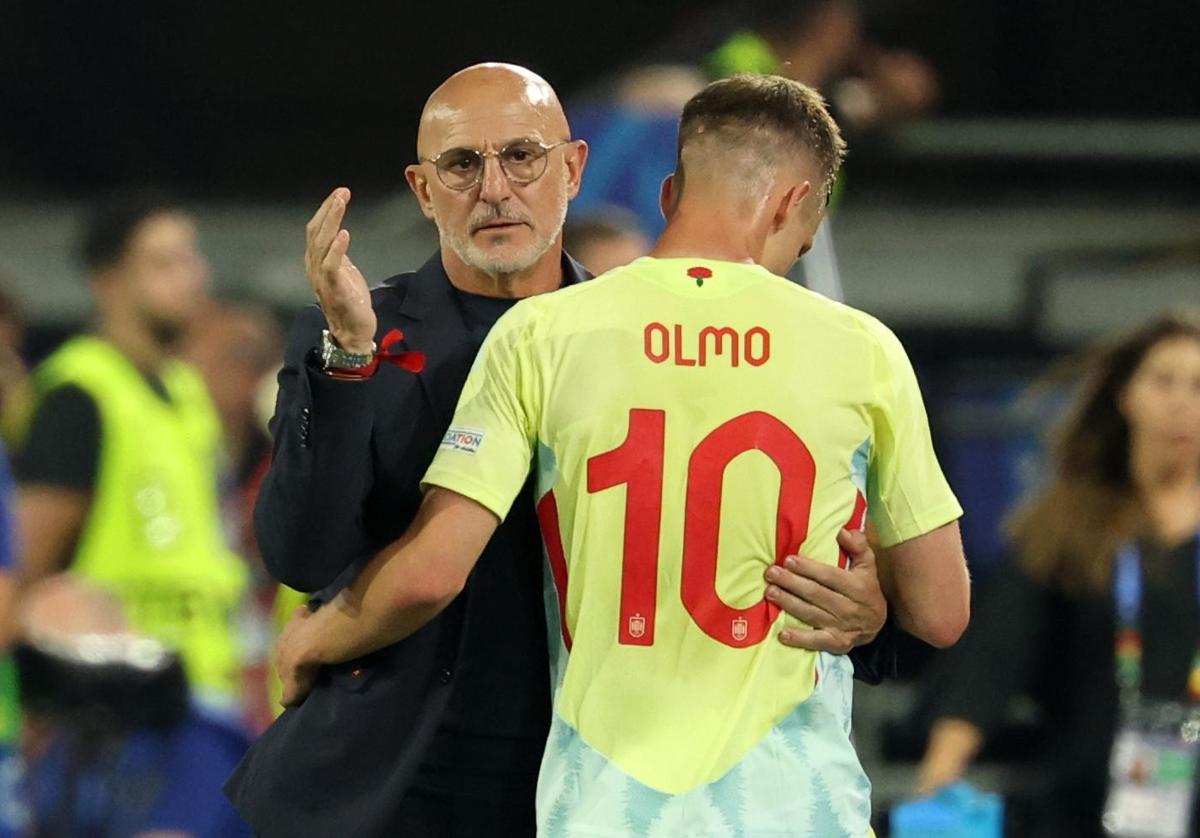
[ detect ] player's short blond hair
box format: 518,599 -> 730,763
676,74 -> 846,204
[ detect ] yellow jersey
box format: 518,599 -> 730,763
424,257 -> 961,837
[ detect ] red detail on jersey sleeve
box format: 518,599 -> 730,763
837,490 -> 869,569
536,490 -> 573,651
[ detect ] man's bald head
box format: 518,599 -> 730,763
406,62 -> 587,284
416,63 -> 570,159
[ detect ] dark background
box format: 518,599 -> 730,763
2,0 -> 1197,197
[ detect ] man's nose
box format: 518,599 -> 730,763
478,154 -> 513,204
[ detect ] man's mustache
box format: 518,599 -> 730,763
469,206 -> 532,233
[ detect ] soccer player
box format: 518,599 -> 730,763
277,73 -> 969,836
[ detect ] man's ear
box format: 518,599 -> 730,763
565,140 -> 589,200
405,165 -> 437,221
772,180 -> 812,232
659,173 -> 678,220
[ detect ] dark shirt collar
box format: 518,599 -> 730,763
400,250 -> 590,321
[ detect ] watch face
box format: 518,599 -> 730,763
320,330 -> 373,369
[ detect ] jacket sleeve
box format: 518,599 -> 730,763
253,305 -> 377,592
847,618 -> 902,685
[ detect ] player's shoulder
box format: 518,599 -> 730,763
500,261 -> 639,327
766,275 -> 896,343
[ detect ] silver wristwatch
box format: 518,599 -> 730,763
319,329 -> 376,370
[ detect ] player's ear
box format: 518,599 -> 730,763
772,181 -> 812,232
659,173 -> 679,220
405,165 -> 437,221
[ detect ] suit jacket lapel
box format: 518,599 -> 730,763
389,253 -> 474,428
388,251 -> 592,427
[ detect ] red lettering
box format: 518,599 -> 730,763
673,324 -> 697,367
699,327 -> 739,367
745,327 -> 770,366
644,322 -> 669,364
643,324 -> 771,368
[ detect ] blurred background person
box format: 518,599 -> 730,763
11,573 -> 251,837
183,300 -> 284,563
567,0 -> 935,298
10,194 -> 250,713
561,207 -> 650,275
183,300 -> 285,732
0,281 -> 30,447
915,311 -> 1200,836
0,1 -> 1196,832
612,0 -> 938,130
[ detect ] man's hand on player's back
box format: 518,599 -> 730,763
766,528 -> 886,654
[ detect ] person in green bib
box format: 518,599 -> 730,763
13,194 -> 249,711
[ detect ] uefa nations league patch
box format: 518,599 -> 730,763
440,426 -> 484,454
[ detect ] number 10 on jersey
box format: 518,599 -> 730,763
587,408 -> 818,650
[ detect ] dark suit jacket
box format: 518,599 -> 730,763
226,249 -> 898,836
225,252 -> 589,836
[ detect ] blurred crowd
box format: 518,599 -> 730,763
0,1 -> 1195,836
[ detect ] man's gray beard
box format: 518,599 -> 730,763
442,191 -> 569,279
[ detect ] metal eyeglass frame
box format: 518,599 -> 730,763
420,139 -> 571,191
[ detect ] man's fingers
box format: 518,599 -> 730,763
778,628 -> 853,654
766,582 -> 839,627
319,229 -> 351,281
312,194 -> 349,271
305,190 -> 336,243
837,527 -> 874,565
768,560 -> 857,619
781,555 -> 853,590
305,187 -> 349,246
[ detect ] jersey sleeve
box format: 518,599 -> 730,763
421,303 -> 540,521
864,318 -> 962,547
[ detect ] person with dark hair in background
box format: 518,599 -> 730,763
229,63 -> 893,837
11,195 -> 249,712
917,311 -> 1200,837
274,73 -> 968,837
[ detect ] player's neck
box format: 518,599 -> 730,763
442,245 -> 564,299
652,201 -> 766,266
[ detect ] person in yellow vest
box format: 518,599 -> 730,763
12,194 -> 248,711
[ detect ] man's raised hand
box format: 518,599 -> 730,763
304,187 -> 377,353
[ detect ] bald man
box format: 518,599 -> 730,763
224,63 -> 588,837
229,63 -> 887,837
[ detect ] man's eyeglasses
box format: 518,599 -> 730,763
421,139 -> 570,191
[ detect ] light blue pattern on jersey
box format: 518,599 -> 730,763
851,439 -> 870,497
535,653 -> 871,837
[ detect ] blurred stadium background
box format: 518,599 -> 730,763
1,0 -> 1198,831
